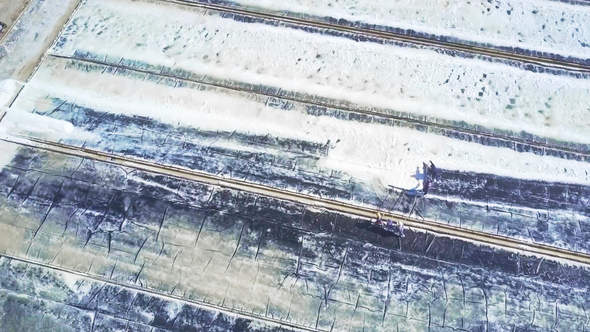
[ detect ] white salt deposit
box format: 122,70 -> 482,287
231,0 -> 590,60
4,56 -> 590,191
49,0 -> 590,145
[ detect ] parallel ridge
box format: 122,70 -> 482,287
4,135 -> 590,266
1,1 -> 589,330
49,53 -> 590,158
164,0 -> 590,73
0,254 -> 299,331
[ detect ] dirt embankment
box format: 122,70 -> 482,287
0,1 -> 30,39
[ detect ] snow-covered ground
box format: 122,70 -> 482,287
7,56 -> 590,254
217,0 -> 590,62
0,0 -> 588,253
0,1 -> 29,38
4,56 -> 590,190
0,0 -> 79,81
0,147 -> 587,331
0,1 -> 589,330
50,0 -> 590,145
0,79 -> 21,107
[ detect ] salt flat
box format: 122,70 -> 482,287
0,0 -> 589,330
197,0 -> 590,64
